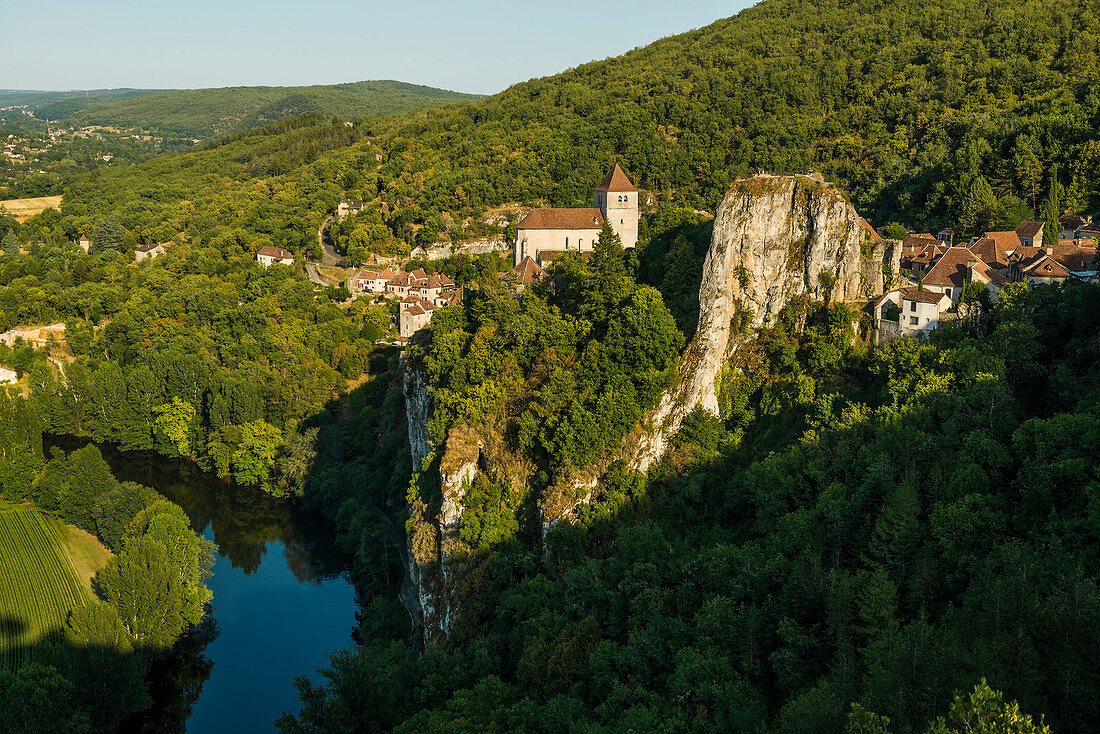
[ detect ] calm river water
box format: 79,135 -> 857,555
49,439 -> 359,733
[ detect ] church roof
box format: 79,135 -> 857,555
517,207 -> 604,231
595,164 -> 637,193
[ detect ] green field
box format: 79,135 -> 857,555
0,506 -> 87,670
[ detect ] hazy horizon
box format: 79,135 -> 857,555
4,1 -> 755,97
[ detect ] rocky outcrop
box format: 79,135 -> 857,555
627,174 -> 898,473
438,425 -> 480,561
402,357 -> 483,643
402,361 -> 433,466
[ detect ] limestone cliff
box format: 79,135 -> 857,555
403,174 -> 900,636
403,360 -> 484,643
626,174 -> 898,474
402,362 -> 433,466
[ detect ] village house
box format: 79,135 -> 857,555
349,267 -> 396,293
900,235 -> 946,276
398,296 -> 439,338
416,273 -> 455,300
873,287 -> 953,342
1010,241 -> 1098,284
514,164 -> 639,267
0,367 -> 17,385
76,234 -> 91,253
337,199 -> 365,219
134,242 -> 166,263
256,245 -> 294,267
918,246 -> 1006,305
508,256 -> 548,292
1058,214 -> 1095,240
1015,220 -> 1045,248
386,269 -> 428,297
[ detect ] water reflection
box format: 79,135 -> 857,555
46,437 -> 349,583
46,436 -> 359,733
125,614 -> 219,734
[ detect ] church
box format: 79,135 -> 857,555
513,164 -> 638,267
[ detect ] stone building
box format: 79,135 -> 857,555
134,242 -> 166,262
256,245 -> 294,267
514,164 -> 639,266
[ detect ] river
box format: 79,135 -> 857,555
48,439 -> 360,733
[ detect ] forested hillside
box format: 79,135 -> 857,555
46,0 -> 1100,264
357,0 -> 1100,231
282,252 -> 1099,733
65,81 -> 483,138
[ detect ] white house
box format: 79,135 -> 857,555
398,296 -> 438,337
337,199 -> 365,219
919,246 -> 1005,306
0,367 -> 17,385
134,242 -> 166,263
257,245 -> 294,267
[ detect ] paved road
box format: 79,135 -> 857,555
317,215 -> 341,266
304,261 -> 331,287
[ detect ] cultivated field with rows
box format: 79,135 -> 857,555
0,505 -> 87,670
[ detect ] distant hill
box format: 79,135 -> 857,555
54,0 -> 1100,253
63,81 -> 484,138
0,89 -> 160,124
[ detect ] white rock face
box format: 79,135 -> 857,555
627,175 -> 899,473
438,425 -> 480,561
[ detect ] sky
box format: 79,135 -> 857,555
3,0 -> 756,95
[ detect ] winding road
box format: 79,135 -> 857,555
317,216 -> 341,266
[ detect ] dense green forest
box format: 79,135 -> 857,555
280,241 -> 1099,732
37,0 -> 1100,270
0,394 -> 215,732
353,0 -> 1100,232
64,81 -> 483,138
2,0 -> 1100,729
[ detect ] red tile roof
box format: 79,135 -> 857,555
968,237 -> 1010,268
1023,255 -> 1073,279
426,273 -> 454,289
594,164 -> 637,193
1016,220 -> 1045,238
901,287 -> 949,304
922,246 -> 981,288
901,234 -> 941,252
257,245 -> 293,260
511,256 -> 547,284
1059,214 -> 1090,231
982,231 -> 1022,252
518,208 -> 605,231
859,218 -> 883,242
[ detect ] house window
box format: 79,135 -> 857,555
910,316 -> 919,326
565,237 -> 569,249
910,301 -> 916,312
945,288 -> 951,297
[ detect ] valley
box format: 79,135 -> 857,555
0,0 -> 1098,731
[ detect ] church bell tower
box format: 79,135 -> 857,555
594,163 -> 638,249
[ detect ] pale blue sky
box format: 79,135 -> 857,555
4,1 -> 755,95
